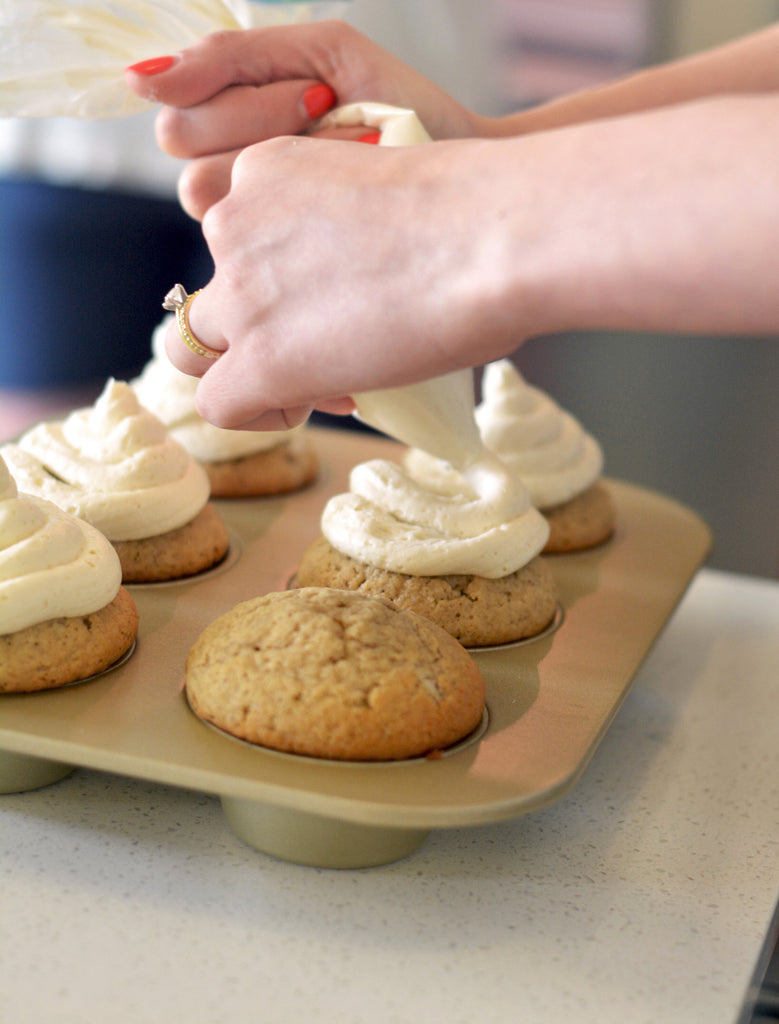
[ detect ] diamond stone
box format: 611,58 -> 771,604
162,283 -> 188,311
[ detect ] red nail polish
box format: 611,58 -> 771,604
126,55 -> 177,76
358,132 -> 381,145
303,82 -> 336,119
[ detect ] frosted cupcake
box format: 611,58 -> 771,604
295,457 -> 556,647
132,316 -> 318,497
0,455 -> 138,692
296,366 -> 556,647
1,379 -> 229,582
407,360 -> 615,553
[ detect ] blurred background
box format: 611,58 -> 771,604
1,0 -> 776,578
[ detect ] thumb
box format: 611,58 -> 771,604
125,22 -> 344,109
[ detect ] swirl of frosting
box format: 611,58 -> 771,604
322,458 -> 549,579
1,379 -> 210,541
474,360 -> 604,509
132,316 -> 302,462
0,456 -> 121,635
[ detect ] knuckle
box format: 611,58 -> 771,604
316,18 -> 357,48
200,198 -> 226,244
199,29 -> 243,59
229,141 -> 269,187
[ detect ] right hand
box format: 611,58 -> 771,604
157,132 -> 530,432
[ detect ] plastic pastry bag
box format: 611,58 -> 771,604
326,102 -> 486,472
0,0 -> 347,118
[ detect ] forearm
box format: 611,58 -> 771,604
477,23 -> 779,138
457,94 -> 779,362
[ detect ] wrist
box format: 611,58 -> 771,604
414,137 -> 568,366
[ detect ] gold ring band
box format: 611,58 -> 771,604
162,284 -> 222,359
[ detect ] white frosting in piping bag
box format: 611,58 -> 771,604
132,316 -> 304,463
1,379 -> 210,541
316,104 -> 549,577
0,455 -> 121,635
407,360 -> 604,510
319,102 -> 434,147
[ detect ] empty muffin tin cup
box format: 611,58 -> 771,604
0,749 -> 74,794
221,798 -> 430,869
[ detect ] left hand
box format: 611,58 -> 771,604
126,21 -> 479,220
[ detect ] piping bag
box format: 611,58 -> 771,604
0,0 -> 347,118
322,102 -> 521,510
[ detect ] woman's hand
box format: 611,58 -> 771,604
124,24 -> 779,435
125,21 -> 479,220
157,133 -> 527,433
125,21 -> 496,431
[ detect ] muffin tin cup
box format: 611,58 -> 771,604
0,748 -> 74,794
222,797 -> 430,868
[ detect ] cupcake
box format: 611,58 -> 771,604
0,455 -> 138,692
1,379 -> 229,582
407,360 -> 615,553
132,316 -> 318,497
296,453 -> 556,648
186,587 -> 485,761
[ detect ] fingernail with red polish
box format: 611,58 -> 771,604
303,82 -> 337,119
126,55 -> 178,76
358,132 -> 381,144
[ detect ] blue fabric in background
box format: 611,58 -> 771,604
0,178 -> 213,387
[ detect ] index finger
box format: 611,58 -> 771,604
155,78 -> 333,158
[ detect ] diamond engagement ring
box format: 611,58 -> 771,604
162,284 -> 222,359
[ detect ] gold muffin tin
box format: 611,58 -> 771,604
0,428 -> 711,868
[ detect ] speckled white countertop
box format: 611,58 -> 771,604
1,567 -> 777,1024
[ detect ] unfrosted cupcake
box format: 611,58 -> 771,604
132,316 -> 318,497
0,455 -> 138,692
407,360 -> 615,553
1,379 -> 229,583
186,587 -> 485,761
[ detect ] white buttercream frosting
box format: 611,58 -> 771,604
0,455 -> 122,635
316,105 -> 549,578
132,316 -> 303,462
476,360 -> 603,509
322,459 -> 548,578
1,379 -> 210,541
